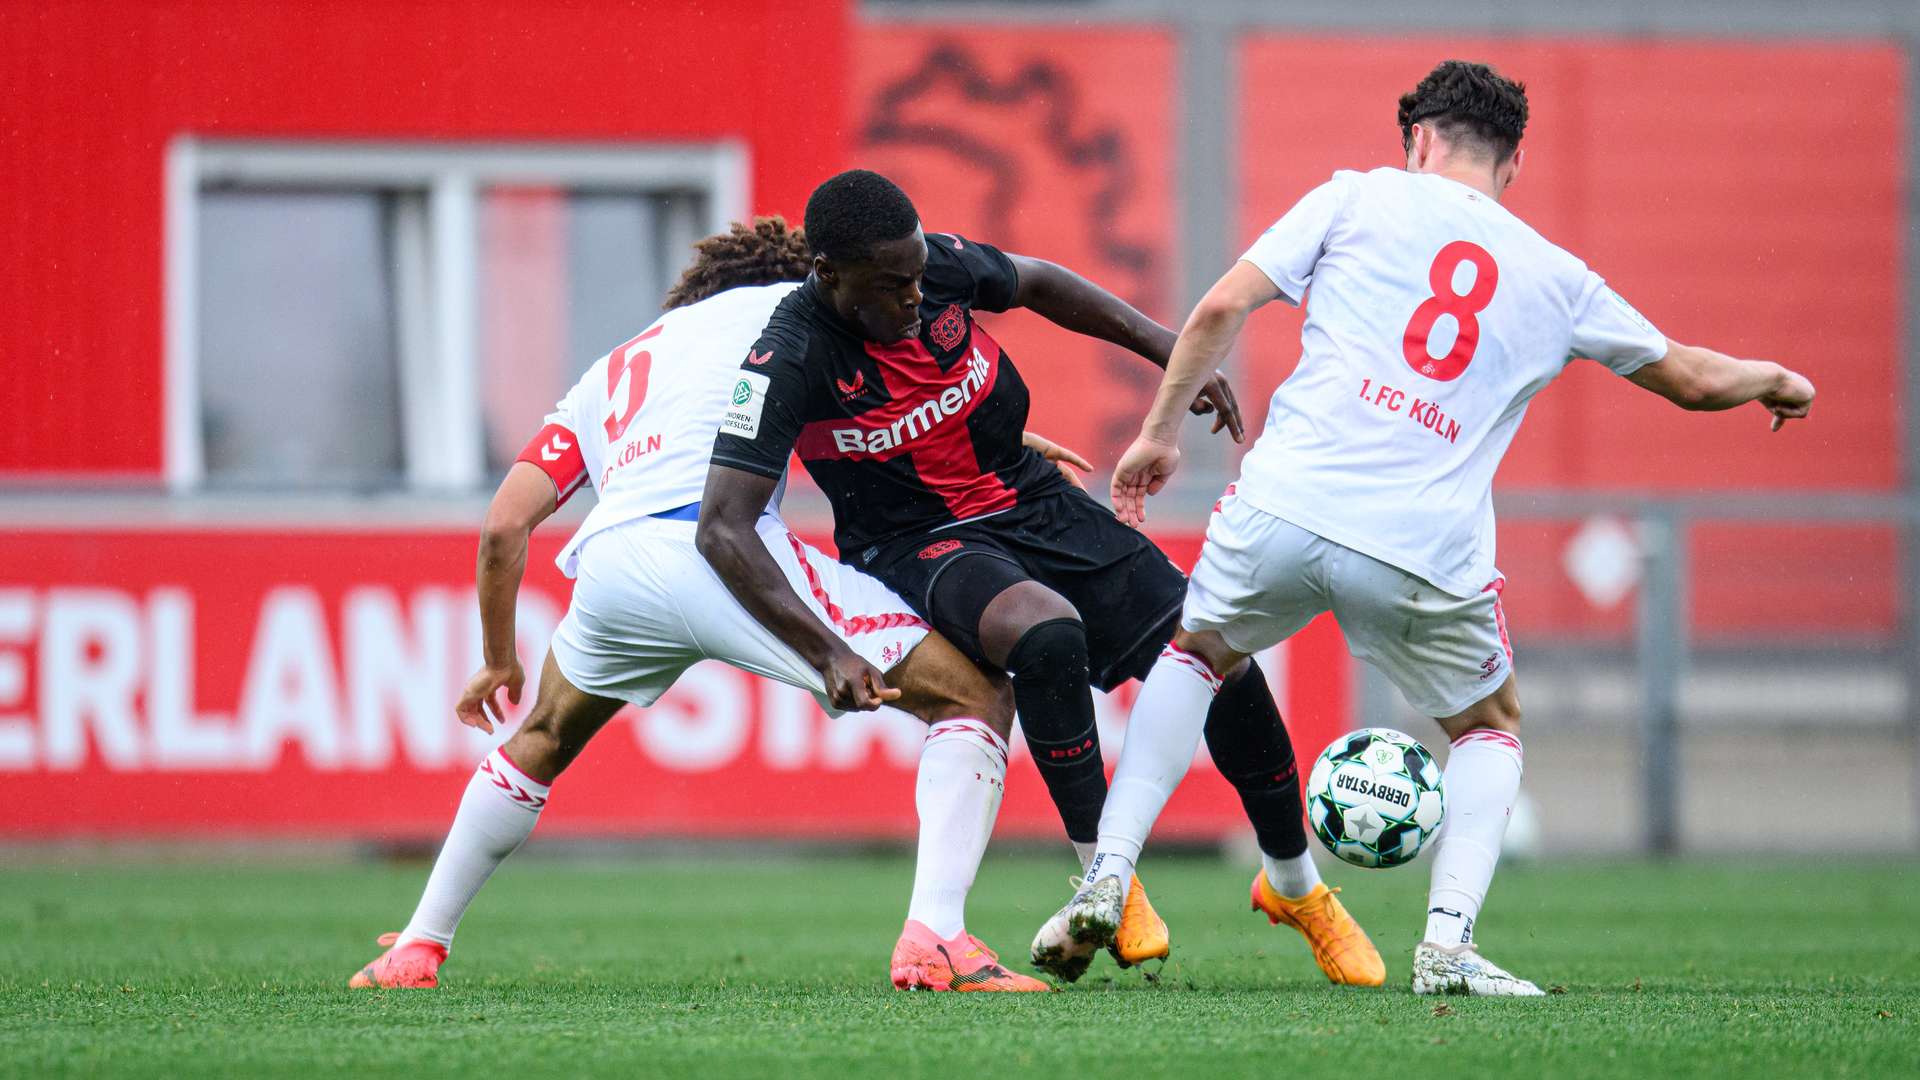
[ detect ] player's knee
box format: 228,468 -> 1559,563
1170,627 -> 1242,679
1005,616 -> 1089,679
974,579 -> 1081,666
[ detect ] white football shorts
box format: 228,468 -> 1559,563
1182,489 -> 1513,718
549,514 -> 930,715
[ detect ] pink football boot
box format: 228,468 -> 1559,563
890,920 -> 1051,992
348,932 -> 448,989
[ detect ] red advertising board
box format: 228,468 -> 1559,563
0,528 -> 1349,840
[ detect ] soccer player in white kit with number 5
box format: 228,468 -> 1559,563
1056,60 -> 1816,995
349,220 -> 1077,992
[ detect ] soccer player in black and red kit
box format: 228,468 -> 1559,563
698,170 -> 1381,983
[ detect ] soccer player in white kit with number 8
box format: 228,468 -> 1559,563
1058,60 -> 1816,995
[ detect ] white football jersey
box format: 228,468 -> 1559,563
1234,167 -> 1668,597
516,282 -> 801,577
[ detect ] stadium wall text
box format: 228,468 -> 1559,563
0,528 -> 1348,840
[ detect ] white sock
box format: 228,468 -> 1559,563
1090,645 -> 1222,899
905,719 -> 1008,940
1071,840 -> 1097,873
1082,851 -> 1135,902
1423,729 -> 1523,947
1262,850 -> 1323,899
398,748 -> 548,948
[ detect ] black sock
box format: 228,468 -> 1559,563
1202,658 -> 1308,859
1006,617 -> 1105,844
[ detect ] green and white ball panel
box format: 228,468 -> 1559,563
1333,840 -> 1381,869
1305,727 -> 1446,869
1413,787 -> 1444,832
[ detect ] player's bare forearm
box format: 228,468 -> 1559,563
1140,261 -> 1279,442
1627,340 -> 1815,428
1143,299 -> 1248,443
1109,296 -> 1249,525
695,464 -> 847,670
475,532 -> 528,668
476,462 -> 559,668
1140,262 -> 1278,443
1007,254 -> 1177,366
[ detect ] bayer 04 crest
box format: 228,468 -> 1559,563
1305,727 -> 1445,869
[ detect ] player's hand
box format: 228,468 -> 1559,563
1111,434 -> 1182,528
455,660 -> 525,735
1763,369 -> 1815,432
821,650 -> 902,712
1022,430 -> 1094,491
1189,371 -> 1245,443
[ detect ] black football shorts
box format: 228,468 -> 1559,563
851,487 -> 1186,690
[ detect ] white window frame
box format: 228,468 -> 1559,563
164,138 -> 749,492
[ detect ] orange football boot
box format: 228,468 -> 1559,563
891,920 -> 1051,992
348,932 -> 448,989
1250,873 -> 1385,987
1109,875 -> 1170,968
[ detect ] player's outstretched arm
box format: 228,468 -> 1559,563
1626,339 -> 1815,430
1007,253 -> 1243,441
1112,261 -> 1280,527
695,464 -> 900,712
458,462 -> 559,733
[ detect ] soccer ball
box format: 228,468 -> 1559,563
1305,728 -> 1445,868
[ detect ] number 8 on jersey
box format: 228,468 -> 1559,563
1402,240 -> 1499,382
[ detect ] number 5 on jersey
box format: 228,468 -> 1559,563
604,324 -> 664,441
1403,241 -> 1498,382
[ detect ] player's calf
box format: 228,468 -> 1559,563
1423,676 -> 1526,958
887,631 -> 1014,738
1002,616 -> 1108,844
348,655 -> 623,988
496,653 -> 628,782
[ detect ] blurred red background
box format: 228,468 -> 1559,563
0,4 -> 1903,838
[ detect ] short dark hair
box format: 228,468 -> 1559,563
1398,60 -> 1528,164
803,169 -> 919,262
662,216 -> 811,310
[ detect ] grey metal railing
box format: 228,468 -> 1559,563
1497,490 -> 1920,853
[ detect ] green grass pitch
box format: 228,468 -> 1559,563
2,853 -> 1915,1078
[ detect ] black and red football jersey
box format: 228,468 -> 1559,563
711,233 -> 1069,555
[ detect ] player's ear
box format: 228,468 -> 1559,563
1502,147 -> 1525,190
812,252 -> 836,286
1407,123 -> 1433,170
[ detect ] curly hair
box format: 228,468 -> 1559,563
803,169 -> 920,263
662,215 -> 812,310
1398,60 -> 1529,164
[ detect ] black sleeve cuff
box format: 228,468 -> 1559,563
708,453 -> 786,480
